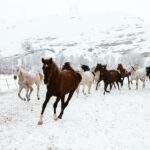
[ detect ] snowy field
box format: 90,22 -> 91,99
1,79 -> 150,150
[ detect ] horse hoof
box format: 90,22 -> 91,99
38,121 -> 43,125
27,98 -> 30,101
23,98 -> 26,101
38,97 -> 40,100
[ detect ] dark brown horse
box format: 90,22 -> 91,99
38,58 -> 82,125
62,62 -> 75,72
95,64 -> 123,94
94,64 -> 116,90
117,64 -> 131,88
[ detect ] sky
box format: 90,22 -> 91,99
0,0 -> 150,21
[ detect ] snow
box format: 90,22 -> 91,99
1,14 -> 150,59
1,80 -> 150,150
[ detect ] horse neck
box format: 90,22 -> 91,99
18,69 -> 24,81
67,66 -> 74,71
49,63 -> 60,83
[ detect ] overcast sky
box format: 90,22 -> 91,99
0,0 -> 150,21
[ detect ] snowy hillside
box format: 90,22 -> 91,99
0,14 -> 150,59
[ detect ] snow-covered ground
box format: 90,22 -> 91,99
0,75 -> 17,92
1,79 -> 150,150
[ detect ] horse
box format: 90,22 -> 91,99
94,64 -> 117,90
129,66 -> 146,89
95,64 -> 123,94
117,64 -> 131,88
79,64 -> 94,95
62,62 -> 93,96
62,62 -> 81,96
13,66 -> 43,101
38,58 -> 82,125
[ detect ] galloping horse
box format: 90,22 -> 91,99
129,66 -> 146,89
95,64 -> 123,94
79,65 -> 94,95
14,66 -> 43,101
117,64 -> 131,88
38,58 -> 82,125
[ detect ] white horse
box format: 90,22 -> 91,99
14,66 -> 43,101
129,66 -> 146,90
77,66 -> 94,95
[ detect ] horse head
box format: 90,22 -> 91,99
13,66 -> 22,80
94,64 -> 102,72
117,64 -> 122,70
62,62 -> 71,71
42,57 -> 58,84
81,64 -> 90,72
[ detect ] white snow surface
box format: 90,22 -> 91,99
1,79 -> 150,150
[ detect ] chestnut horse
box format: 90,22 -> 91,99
38,58 -> 82,125
117,64 -> 131,89
62,62 -> 94,96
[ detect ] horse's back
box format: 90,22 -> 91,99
24,71 -> 42,85
60,71 -> 81,87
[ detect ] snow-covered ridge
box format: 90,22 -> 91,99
0,14 -> 150,58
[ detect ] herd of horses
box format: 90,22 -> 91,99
13,58 -> 150,125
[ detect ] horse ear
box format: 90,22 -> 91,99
41,58 -> 45,63
49,58 -> 53,63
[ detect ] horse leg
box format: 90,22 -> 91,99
96,80 -> 100,90
109,83 -> 112,91
26,87 -> 30,101
116,81 -> 120,90
82,85 -> 86,95
88,82 -> 92,94
18,86 -> 26,101
104,82 -> 109,95
28,86 -> 33,100
38,92 -> 52,125
58,90 -> 75,119
143,79 -> 145,88
53,96 -> 61,120
57,96 -> 65,119
37,85 -> 40,100
127,76 -> 130,89
113,83 -> 116,88
136,79 -> 138,90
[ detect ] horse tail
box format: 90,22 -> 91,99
39,72 -> 44,83
76,72 -> 82,83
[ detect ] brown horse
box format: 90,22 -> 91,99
95,64 -> 123,94
94,64 -> 116,90
38,58 -> 82,125
62,62 -> 75,72
117,64 -> 131,88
